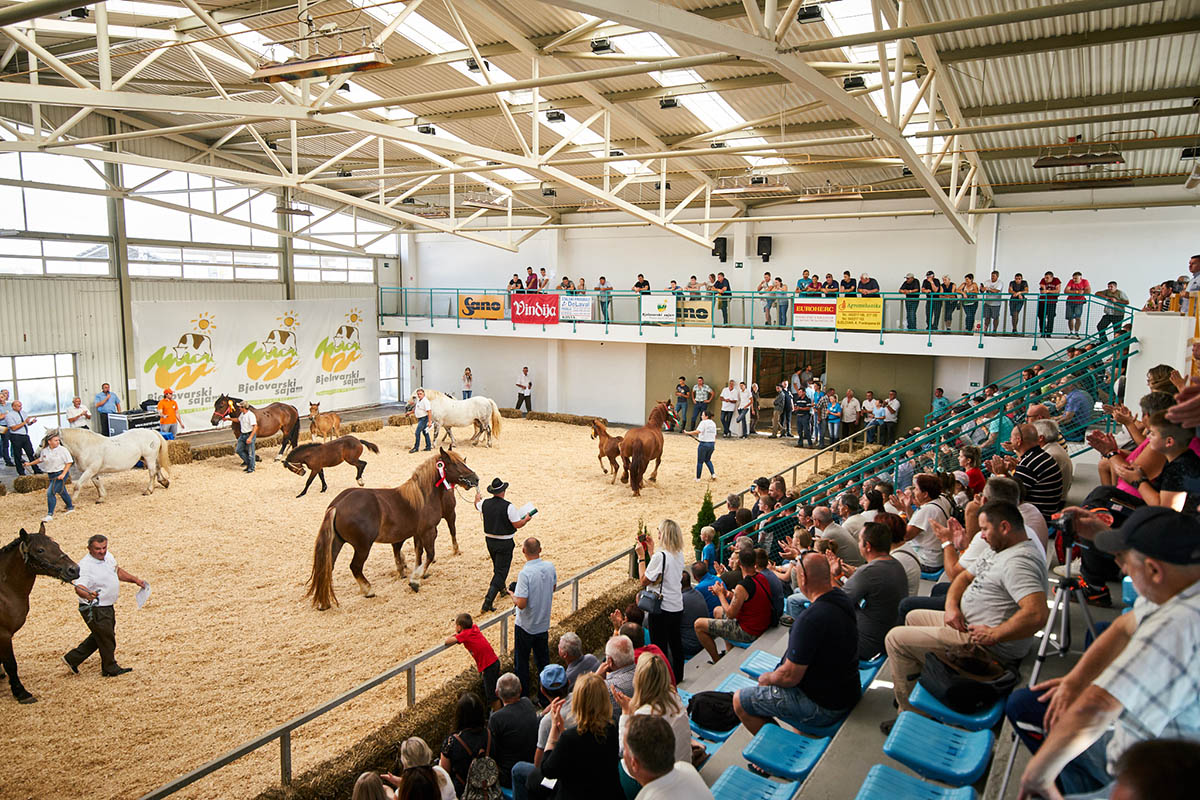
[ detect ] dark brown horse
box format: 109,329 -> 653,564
619,401 -> 675,497
211,394 -> 300,461
1,525 -> 80,704
284,436 -> 379,497
305,448 -> 479,609
590,419 -> 623,484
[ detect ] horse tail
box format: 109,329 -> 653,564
306,506 -> 339,609
489,399 -> 502,441
629,437 -> 645,494
358,438 -> 380,454
286,410 -> 301,452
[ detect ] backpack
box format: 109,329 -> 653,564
918,646 -> 1019,713
455,729 -> 500,800
687,691 -> 740,732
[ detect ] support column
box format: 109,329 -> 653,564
546,338 -> 563,413
104,118 -> 135,405
279,188 -> 296,300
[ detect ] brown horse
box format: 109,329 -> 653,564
305,448 -> 479,609
590,419 -> 623,484
211,394 -> 300,461
284,436 -> 379,497
308,402 -> 342,442
1,525 -> 80,704
619,401 -> 676,497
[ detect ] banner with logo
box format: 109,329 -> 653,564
458,293 -> 505,320
640,294 -> 677,323
558,295 -> 594,321
792,298 -> 837,328
835,297 -> 884,331
678,300 -> 713,327
132,298 -> 379,431
511,294 -> 559,324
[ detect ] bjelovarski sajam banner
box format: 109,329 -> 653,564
132,298 -> 379,431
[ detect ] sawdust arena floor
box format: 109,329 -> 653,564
0,420 -> 844,800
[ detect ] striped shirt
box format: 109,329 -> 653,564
1096,579 -> 1200,774
1012,445 -> 1063,522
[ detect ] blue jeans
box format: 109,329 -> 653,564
963,302 -> 978,332
601,299 -> 611,322
413,416 -> 430,450
815,417 -> 827,447
827,419 -> 841,442
736,408 -> 749,437
47,474 -> 73,514
721,410 -> 733,436
696,441 -> 715,478
462,390 -> 472,399
690,401 -> 708,429
674,399 -> 688,430
865,419 -> 884,443
514,625 -> 550,697
777,299 -> 789,326
795,415 -> 812,447
785,592 -> 810,619
235,433 -> 256,471
905,300 -> 919,330
1006,688 -> 1113,795
738,684 -> 846,732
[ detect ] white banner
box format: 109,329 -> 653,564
558,295 -> 594,320
640,294 -> 677,323
132,298 -> 379,431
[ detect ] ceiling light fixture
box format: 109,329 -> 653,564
252,48 -> 390,84
590,38 -> 614,54
575,199 -> 618,213
797,5 -> 824,23
712,176 -> 790,196
461,194 -> 508,211
417,124 -> 437,135
465,57 -> 489,72
659,97 -> 679,109
843,76 -> 866,91
541,187 -> 557,197
1033,152 -> 1125,169
545,110 -> 566,122
274,203 -> 314,217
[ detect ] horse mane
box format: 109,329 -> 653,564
286,442 -> 325,461
646,403 -> 669,426
423,389 -> 448,401
398,456 -> 440,507
0,537 -> 22,555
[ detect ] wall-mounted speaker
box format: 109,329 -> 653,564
415,339 -> 429,361
711,236 -> 727,262
757,235 -> 773,262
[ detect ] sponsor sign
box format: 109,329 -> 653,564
458,294 -> 505,320
512,293 -> 559,324
558,295 -> 594,321
835,297 -> 884,331
640,294 -> 677,324
792,298 -> 837,328
678,300 -> 713,327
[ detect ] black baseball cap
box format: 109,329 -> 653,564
1095,506 -> 1200,564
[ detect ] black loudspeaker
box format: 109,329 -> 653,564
712,236 -> 727,262
415,339 -> 429,361
757,235 -> 773,262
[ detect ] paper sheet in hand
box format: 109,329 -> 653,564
516,501 -> 537,517
135,582 -> 151,609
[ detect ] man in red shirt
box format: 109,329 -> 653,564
1064,271 -> 1090,337
1038,270 -> 1062,336
446,612 -> 501,709
692,548 -> 772,663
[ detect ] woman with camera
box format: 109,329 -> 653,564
635,520 -> 687,682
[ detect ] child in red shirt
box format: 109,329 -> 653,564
445,612 -> 501,710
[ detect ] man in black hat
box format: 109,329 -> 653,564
475,477 -> 532,612
1015,506 -> 1200,800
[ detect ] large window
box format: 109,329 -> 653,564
379,336 -> 408,404
127,245 -> 279,280
0,238 -> 110,276
298,207 -> 399,256
0,353 -> 78,446
294,252 -> 374,283
124,167 -> 279,248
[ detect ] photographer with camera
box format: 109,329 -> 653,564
475,477 -> 533,613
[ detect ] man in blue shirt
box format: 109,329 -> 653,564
931,387 -> 951,418
513,537 -> 557,697
3,399 -> 42,475
1057,382 -> 1093,442
92,382 -> 122,436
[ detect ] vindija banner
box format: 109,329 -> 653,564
132,298 -> 379,431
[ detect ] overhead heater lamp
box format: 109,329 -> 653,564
795,190 -> 865,202
251,49 -> 391,83
1032,152 -> 1125,168
274,204 -> 314,217
546,110 -> 566,122
797,5 -> 824,23
575,200 -> 618,212
659,97 -> 679,109
461,195 -> 509,211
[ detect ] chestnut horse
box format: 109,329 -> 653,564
1,525 -> 80,703
619,401 -> 676,497
284,436 -> 379,497
308,402 -> 342,442
211,395 -> 300,461
590,419 -> 623,484
306,448 -> 479,609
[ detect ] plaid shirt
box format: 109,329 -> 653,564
1095,579 -> 1200,773
814,395 -> 831,421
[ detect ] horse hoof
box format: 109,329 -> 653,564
356,479 -> 364,486
296,492 -> 305,498
409,582 -> 420,592
17,694 -> 37,705
364,590 -> 375,598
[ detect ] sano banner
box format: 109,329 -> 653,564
458,294 -> 505,320
132,298 -> 379,431
835,297 -> 884,331
511,293 -> 559,324
678,299 -> 713,327
792,298 -> 836,328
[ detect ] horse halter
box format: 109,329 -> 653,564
19,538 -> 68,579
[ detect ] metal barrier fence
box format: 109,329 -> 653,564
139,546 -> 639,800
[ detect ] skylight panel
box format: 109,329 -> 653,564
106,1 -> 190,18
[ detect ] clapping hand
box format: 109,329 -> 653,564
1086,430 -> 1120,457
987,455 -> 1009,475
1167,378 -> 1200,427
929,517 -> 963,547
549,697 -> 567,738
610,685 -> 634,716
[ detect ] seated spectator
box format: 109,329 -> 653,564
597,634 -> 636,721
837,493 -> 868,536
698,526 -> 716,574
622,714 -> 714,799
619,621 -> 677,685
540,673 -> 622,799
691,561 -> 720,615
354,772 -> 395,800
755,548 -> 787,622
883,501 -> 1048,726
439,691 -> 490,797
693,548 -> 773,663
614,652 -> 691,768
384,737 -> 455,800
1112,411 -> 1200,512
1014,507 -> 1200,799
830,522 -> 910,660
1110,739 -> 1200,800
1093,391 -> 1174,494
893,473 -> 954,572
712,494 -> 741,537
957,445 -> 986,496
1056,380 -> 1094,441
718,534 -> 755,589
811,505 -> 865,566
679,570 -> 709,660
1032,419 -> 1073,502
559,632 -> 599,689
988,423 -> 1064,525
512,665 -> 572,800
610,604 -> 646,640
950,470 -> 971,507
734,553 -> 861,734
490,672 -> 539,789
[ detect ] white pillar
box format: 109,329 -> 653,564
546,338 -> 562,413
1125,312 -> 1191,405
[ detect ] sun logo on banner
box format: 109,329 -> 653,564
237,308 -> 301,381
314,309 -> 363,373
143,313 -> 218,390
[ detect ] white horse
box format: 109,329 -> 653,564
409,389 -> 502,448
54,428 -> 171,503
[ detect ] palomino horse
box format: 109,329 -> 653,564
211,395 -> 300,461
1,525 -> 80,703
284,436 -> 379,497
305,448 -> 479,609
408,389 -> 502,448
56,427 -> 170,503
308,402 -> 342,442
619,401 -> 676,497
590,419 -> 623,484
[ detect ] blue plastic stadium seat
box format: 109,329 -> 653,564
909,683 -> 1003,732
883,712 -> 994,786
1122,575 -> 1138,607
854,764 -> 978,800
742,724 -> 832,781
726,637 -> 752,649
717,672 -> 758,693
920,568 -> 944,582
678,688 -> 693,705
859,654 -> 886,669
740,649 -> 781,679
711,765 -> 800,800
860,663 -> 881,690
500,788 -> 513,800
690,719 -> 736,742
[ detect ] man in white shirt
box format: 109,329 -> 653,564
515,367 -> 532,416
0,388 -> 12,466
719,380 -> 739,438
883,390 -> 901,445
408,387 -> 433,453
735,381 -> 753,438
981,271 -> 1004,334
66,397 -> 91,428
623,715 -> 714,800
63,534 -> 146,677
841,389 -> 862,439
234,400 -> 258,473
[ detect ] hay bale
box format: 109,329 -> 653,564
167,439 -> 192,465
348,418 -> 383,433
190,443 -> 236,461
526,412 -> 603,427
387,414 -> 412,427
0,482 -> 6,496
12,474 -> 72,493
499,408 -> 523,419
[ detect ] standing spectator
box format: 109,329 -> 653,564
623,714 -> 713,800
684,409 -> 717,482
3,399 -> 40,475
558,632 -> 599,690
749,382 -> 761,434
899,273 -> 921,330
988,424 -> 1064,525
596,276 -> 613,322
959,273 -> 980,332
981,270 -> 1004,334
686,275 -> 701,300
156,388 -> 183,436
756,272 -> 774,326
557,276 -> 574,293
672,377 -> 689,432
922,271 -> 943,330
1009,272 -> 1030,333
439,692 -> 490,798
771,383 -> 793,438
66,396 -> 91,429
475,478 -> 532,612
718,380 -> 738,438
537,268 -> 549,292
858,272 -> 880,297
444,612 -> 501,710
840,270 -> 858,297
931,387 -> 950,418
235,399 -> 258,472
515,366 -> 532,416
636,520 -> 687,680
1095,280 -> 1129,340
92,382 -> 122,436
773,276 -> 790,326
667,280 -> 682,300
633,274 -> 651,294
489,673 -> 539,791
712,271 -> 731,325
689,377 -> 711,429
825,390 -> 843,442
524,267 -> 537,292
1039,270 -> 1062,335
508,273 -> 524,296
841,389 -> 861,440
883,390 -> 901,445
941,273 -> 958,330
461,368 -> 473,399
407,387 -> 432,453
793,384 -> 813,448
692,548 -> 772,662
1063,271 -> 1090,336
735,381 -> 753,439
1180,253 -> 1200,315
513,537 -> 556,697
63,534 -> 145,676
813,387 -> 831,447
539,673 -> 622,799
576,278 -> 586,296
795,270 -> 812,293
0,389 -> 12,465
25,430 -> 74,522
822,273 -> 838,297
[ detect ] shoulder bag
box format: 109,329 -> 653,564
637,552 -> 665,614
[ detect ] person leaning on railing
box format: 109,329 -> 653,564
1094,280 -> 1129,341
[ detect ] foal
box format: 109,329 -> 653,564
309,402 -> 342,442
284,436 -> 379,497
590,419 -> 623,484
